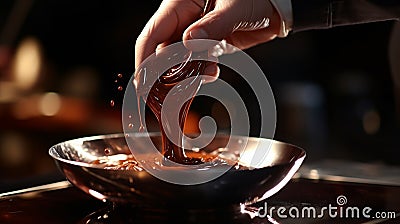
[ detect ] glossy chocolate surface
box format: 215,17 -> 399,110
48,133 -> 306,207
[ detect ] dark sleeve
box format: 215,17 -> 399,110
291,0 -> 400,32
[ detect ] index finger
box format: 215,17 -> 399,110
135,10 -> 179,69
135,0 -> 205,69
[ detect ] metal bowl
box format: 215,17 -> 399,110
49,133 -> 305,208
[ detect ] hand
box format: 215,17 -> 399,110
135,0 -> 282,77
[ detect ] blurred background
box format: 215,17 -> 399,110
0,0 -> 399,192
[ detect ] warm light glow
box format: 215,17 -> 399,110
12,95 -> 38,119
12,92 -> 62,119
309,169 -> 320,179
0,133 -> 26,166
0,82 -> 18,103
88,189 -> 107,200
183,111 -> 200,134
362,110 -> 380,135
12,37 -> 42,90
39,92 -> 61,116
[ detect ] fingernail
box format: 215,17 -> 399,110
189,29 -> 208,39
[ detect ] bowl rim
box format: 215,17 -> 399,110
49,132 -> 306,170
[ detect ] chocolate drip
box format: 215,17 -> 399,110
136,0 -> 215,165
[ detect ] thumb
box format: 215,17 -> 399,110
182,7 -> 240,51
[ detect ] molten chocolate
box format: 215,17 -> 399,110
135,0 -> 215,165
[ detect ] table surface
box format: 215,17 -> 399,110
0,178 -> 399,224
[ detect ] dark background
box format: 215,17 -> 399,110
0,0 -> 399,192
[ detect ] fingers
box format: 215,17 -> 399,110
182,6 -> 240,51
135,0 -> 205,70
225,15 -> 281,49
135,10 -> 179,69
183,0 -> 281,51
203,62 -> 219,83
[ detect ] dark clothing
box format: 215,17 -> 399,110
292,0 -> 400,31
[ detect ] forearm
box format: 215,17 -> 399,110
291,0 -> 400,32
